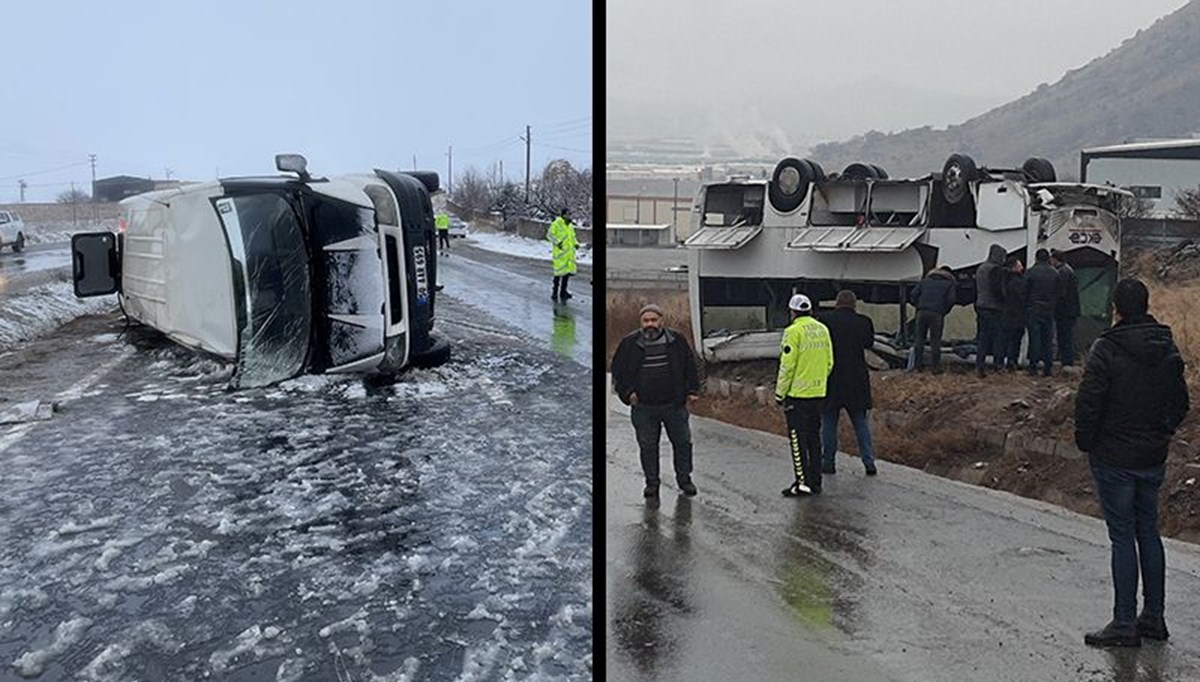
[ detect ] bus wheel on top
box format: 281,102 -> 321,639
841,162 -> 882,181
941,153 -> 977,204
1021,157 -> 1057,184
769,157 -> 816,213
869,164 -> 889,179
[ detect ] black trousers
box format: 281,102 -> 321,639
553,274 -> 572,298
631,403 -> 693,484
784,397 -> 823,491
438,231 -> 450,249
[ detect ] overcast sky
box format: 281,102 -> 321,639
607,0 -> 1192,146
1,0 -> 592,203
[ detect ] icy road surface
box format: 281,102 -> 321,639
0,296 -> 592,680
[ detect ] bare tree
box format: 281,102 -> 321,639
450,167 -> 492,217
1175,186 -> 1200,220
56,187 -> 91,204
1117,194 -> 1155,219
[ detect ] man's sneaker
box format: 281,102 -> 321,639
782,481 -> 812,497
678,478 -> 698,496
1137,614 -> 1169,641
1084,622 -> 1141,648
643,483 -> 660,498
865,464 -> 878,476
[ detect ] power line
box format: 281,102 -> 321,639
535,143 -> 591,154
537,116 -> 591,132
0,160 -> 91,183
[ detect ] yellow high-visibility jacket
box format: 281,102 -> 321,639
546,216 -> 577,276
775,315 -> 834,400
435,213 -> 450,231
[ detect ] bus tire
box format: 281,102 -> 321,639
942,153 -> 977,204
1021,157 -> 1057,184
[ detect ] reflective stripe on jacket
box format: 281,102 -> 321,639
775,316 -> 834,400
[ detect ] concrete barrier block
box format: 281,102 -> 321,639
755,386 -> 772,406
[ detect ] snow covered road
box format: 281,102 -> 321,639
0,251 -> 593,680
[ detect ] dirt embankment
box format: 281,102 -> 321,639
606,280 -> 1200,543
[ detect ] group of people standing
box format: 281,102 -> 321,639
612,278 -> 1191,650
909,245 -> 1081,376
611,290 -> 879,499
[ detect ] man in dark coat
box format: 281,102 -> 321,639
974,244 -> 1008,377
1025,248 -> 1060,376
612,303 -> 703,498
1075,278 -> 1189,648
817,290 -> 878,476
909,265 -> 957,373
1051,249 -> 1081,366
1000,257 -> 1028,370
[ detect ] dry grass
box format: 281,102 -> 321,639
605,289 -> 692,370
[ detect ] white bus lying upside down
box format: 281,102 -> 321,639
72,154 -> 451,388
685,153 -> 1133,366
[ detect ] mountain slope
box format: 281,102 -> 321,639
809,1 -> 1200,180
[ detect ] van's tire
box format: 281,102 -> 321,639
1021,157 -> 1057,184
942,154 -> 977,204
12,233 -> 23,253
769,157 -> 815,213
409,335 -> 451,368
869,164 -> 889,179
842,163 -> 882,181
400,171 -> 440,194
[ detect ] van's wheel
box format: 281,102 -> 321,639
769,157 -> 816,213
410,335 -> 451,368
942,153 -> 977,204
1021,157 -> 1057,184
804,159 -> 826,182
869,164 -> 889,179
12,233 -> 24,253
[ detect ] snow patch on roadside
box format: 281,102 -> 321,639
466,231 -> 593,265
23,219 -> 118,247
0,281 -> 116,351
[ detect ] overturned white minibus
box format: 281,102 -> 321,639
72,154 -> 450,388
686,154 -> 1133,365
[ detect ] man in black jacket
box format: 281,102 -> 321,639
612,303 -> 703,498
974,244 -> 1008,377
1025,248 -> 1060,376
1075,278 -> 1189,648
1051,250 -> 1081,366
909,266 -> 957,374
818,290 -> 878,475
1000,257 -> 1028,371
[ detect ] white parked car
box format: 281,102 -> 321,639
0,210 -> 27,252
448,216 -> 468,238
72,154 -> 451,388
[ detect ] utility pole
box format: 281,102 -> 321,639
446,146 -> 453,195
18,180 -> 26,203
522,124 -> 532,202
499,159 -> 503,183
89,153 -> 97,223
412,154 -> 417,170
165,168 -> 173,181
71,181 -> 78,227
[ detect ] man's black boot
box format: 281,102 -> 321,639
643,481 -> 660,498
1084,622 -> 1141,648
678,477 -> 698,496
1137,614 -> 1169,641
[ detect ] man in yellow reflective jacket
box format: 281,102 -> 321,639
547,208 -> 577,302
435,212 -> 451,256
775,294 -> 834,497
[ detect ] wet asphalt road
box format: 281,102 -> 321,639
0,247 -> 593,680
0,244 -> 73,295
606,403 -> 1200,682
